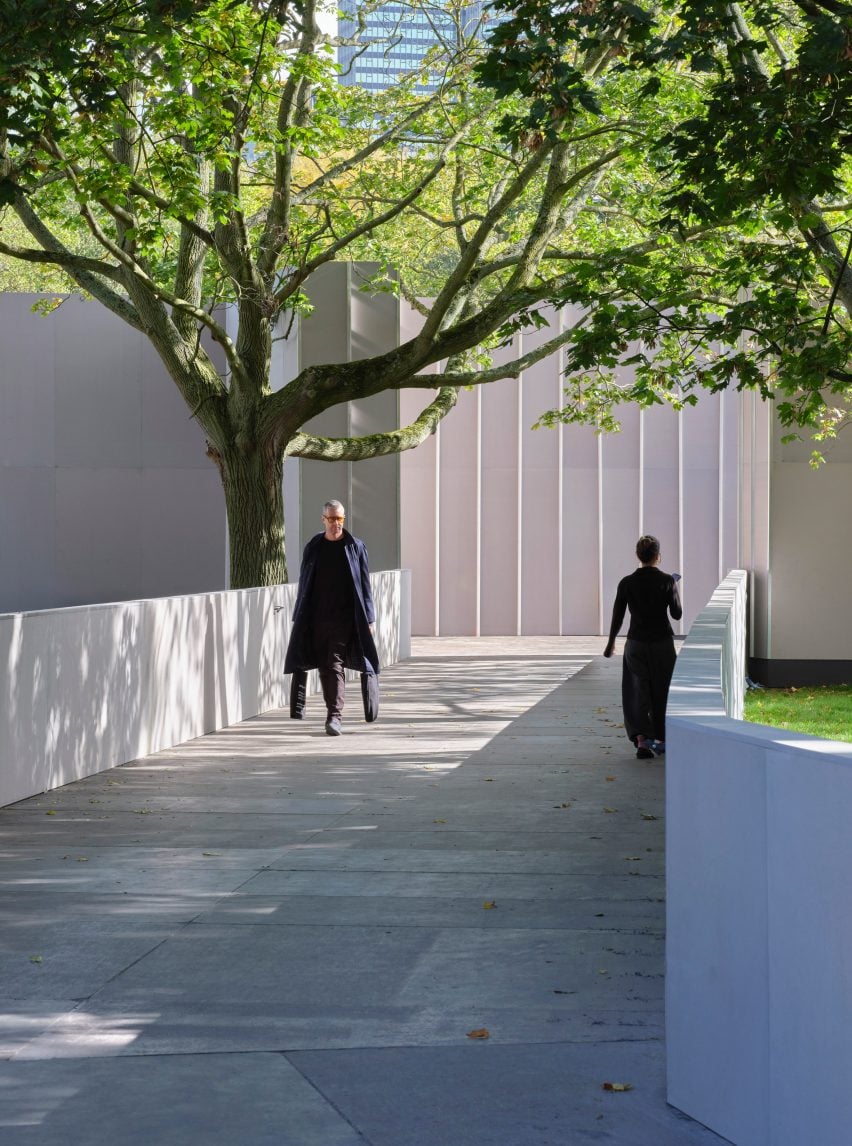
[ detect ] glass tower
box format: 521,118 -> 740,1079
338,2 -> 485,93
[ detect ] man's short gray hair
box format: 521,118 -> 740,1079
323,499 -> 345,516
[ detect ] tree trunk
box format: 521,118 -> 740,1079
219,443 -> 288,588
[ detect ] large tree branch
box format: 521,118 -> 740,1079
70,190 -> 241,364
392,325 -> 586,391
274,144 -> 461,305
3,174 -> 144,329
285,386 -> 459,460
499,146 -> 623,298
257,0 -> 320,281
417,142 -> 555,344
291,86 -> 463,204
173,152 -> 212,338
0,238 -> 125,282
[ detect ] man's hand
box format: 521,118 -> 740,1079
603,641 -> 614,658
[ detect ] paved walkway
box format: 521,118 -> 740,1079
0,639 -> 727,1145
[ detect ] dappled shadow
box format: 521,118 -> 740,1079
1,571 -> 411,809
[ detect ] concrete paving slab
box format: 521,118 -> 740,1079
0,1053 -> 365,1145
236,867 -> 665,900
0,1004 -> 84,1059
191,892 -> 665,932
310,827 -> 663,851
1,920 -> 179,1001
0,638 -> 727,1144
22,795 -> 361,815
261,844 -> 665,876
0,891 -> 231,926
58,921 -> 662,1010
13,1000 -> 665,1060
287,1042 -> 724,1146
0,812 -> 340,847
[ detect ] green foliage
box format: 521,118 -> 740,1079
2,0 -> 852,584
475,0 -> 852,445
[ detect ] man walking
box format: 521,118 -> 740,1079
284,500 -> 379,735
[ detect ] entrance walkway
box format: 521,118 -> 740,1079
1,639 -> 727,1145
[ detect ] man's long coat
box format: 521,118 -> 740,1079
283,530 -> 380,676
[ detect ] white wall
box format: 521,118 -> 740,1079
666,569 -> 852,1146
400,304 -> 742,636
1,284 -> 744,637
740,389 -> 852,679
0,294 -> 227,614
0,569 -> 410,808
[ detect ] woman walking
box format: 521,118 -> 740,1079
603,535 -> 682,759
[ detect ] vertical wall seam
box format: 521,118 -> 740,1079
475,383 -> 482,636
435,411 -> 441,637
748,392 -> 757,659
597,432 -> 604,636
517,333 -> 524,637
764,402 -> 772,661
718,391 -> 725,584
345,263 -> 353,524
557,314 -> 564,636
677,410 -> 685,635
638,407 -> 645,538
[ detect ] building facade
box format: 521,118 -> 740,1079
337,1 -> 484,93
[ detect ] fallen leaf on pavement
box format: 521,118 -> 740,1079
466,1028 -> 490,1039
482,901 -> 497,910
602,1082 -> 633,1092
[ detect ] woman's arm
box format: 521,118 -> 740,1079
603,582 -> 627,657
668,576 -> 683,621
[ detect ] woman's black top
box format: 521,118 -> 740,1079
607,566 -> 683,643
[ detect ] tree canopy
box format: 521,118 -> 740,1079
476,0 -> 852,447
0,0 -> 850,588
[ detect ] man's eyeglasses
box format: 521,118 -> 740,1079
323,515 -> 345,523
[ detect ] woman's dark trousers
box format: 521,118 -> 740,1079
622,637 -> 677,743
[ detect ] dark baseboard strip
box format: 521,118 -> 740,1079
749,659 -> 852,688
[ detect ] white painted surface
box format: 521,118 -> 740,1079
399,301 -> 743,636
0,294 -> 227,614
0,569 -> 410,808
666,569 -> 852,1146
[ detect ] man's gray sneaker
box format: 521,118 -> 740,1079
325,717 -> 342,736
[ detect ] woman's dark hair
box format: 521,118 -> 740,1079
636,534 -> 660,564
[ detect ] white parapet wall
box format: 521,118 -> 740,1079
0,569 -> 411,809
666,569 -> 852,1146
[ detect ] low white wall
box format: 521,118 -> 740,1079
0,569 -> 411,808
666,569 -> 852,1146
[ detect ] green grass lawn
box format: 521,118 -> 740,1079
744,684 -> 852,743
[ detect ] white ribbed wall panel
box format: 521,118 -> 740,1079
400,302 -> 741,637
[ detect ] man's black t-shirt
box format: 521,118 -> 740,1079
311,538 -> 353,621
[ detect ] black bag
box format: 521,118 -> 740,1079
361,672 -> 379,722
290,669 -> 307,719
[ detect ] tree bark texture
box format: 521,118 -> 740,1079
218,443 -> 287,588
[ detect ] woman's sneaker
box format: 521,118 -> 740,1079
636,736 -> 654,760
651,740 -> 666,756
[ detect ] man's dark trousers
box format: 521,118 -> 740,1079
313,614 -> 353,719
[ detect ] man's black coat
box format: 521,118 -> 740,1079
283,530 -> 380,676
